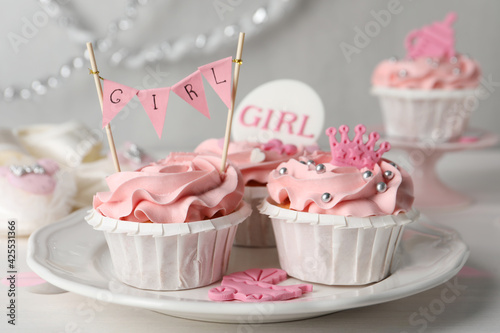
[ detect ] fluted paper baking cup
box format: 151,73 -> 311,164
371,87 -> 478,143
234,186 -> 275,247
259,199 -> 419,285
85,202 -> 251,290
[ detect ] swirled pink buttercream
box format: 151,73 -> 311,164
93,152 -> 244,223
372,55 -> 480,90
195,138 -> 311,185
267,155 -> 414,217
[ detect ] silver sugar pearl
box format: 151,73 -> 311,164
299,160 -> 307,165
316,164 -> 326,174
321,192 -> 332,203
24,165 -> 32,173
388,161 -> 398,168
452,67 -> 461,75
398,69 -> 408,78
376,182 -> 388,193
9,165 -> 25,177
384,170 -> 394,180
279,167 -> 287,175
33,164 -> 45,174
450,56 -> 458,64
362,170 -> 373,180
307,160 -> 315,166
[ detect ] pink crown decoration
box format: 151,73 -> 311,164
405,12 -> 457,60
326,124 -> 390,170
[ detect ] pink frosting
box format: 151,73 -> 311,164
0,159 -> 59,195
195,138 -> 310,185
372,54 -> 481,90
93,152 -> 244,223
267,154 -> 414,217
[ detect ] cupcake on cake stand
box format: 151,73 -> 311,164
371,12 -> 498,208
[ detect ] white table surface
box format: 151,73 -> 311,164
1,149 -> 500,333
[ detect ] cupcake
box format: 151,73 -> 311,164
195,138 -> 310,247
259,125 -> 418,285
371,12 -> 481,143
85,152 -> 251,290
0,128 -> 76,236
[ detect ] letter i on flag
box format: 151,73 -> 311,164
171,70 -> 210,119
102,80 -> 138,127
199,56 -> 233,109
137,87 -> 171,138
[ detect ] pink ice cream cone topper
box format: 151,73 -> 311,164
326,124 -> 390,170
405,12 -> 457,60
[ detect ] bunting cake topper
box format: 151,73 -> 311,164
88,32 -> 245,175
325,124 -> 390,170
99,56 -> 234,138
405,12 -> 457,60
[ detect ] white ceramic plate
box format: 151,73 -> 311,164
27,209 -> 469,324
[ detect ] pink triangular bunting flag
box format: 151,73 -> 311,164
199,57 -> 232,109
102,80 -> 138,127
172,70 -> 210,119
137,87 -> 171,138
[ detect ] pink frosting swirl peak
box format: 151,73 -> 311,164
372,54 -> 480,90
195,138 -> 312,185
267,154 -> 414,217
93,153 -> 244,223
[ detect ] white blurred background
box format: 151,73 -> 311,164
1,0 -> 499,151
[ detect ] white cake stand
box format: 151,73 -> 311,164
378,128 -> 498,209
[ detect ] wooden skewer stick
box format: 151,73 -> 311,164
86,42 -> 121,173
220,32 -> 245,173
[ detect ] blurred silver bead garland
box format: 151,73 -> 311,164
2,0 -> 299,102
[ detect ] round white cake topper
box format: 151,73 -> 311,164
232,79 -> 324,145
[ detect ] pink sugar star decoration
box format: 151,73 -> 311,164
208,268 -> 313,302
326,124 -> 390,170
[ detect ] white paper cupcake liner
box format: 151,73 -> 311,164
233,186 -> 276,247
85,202 -> 251,290
259,199 -> 419,285
371,87 -> 479,143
